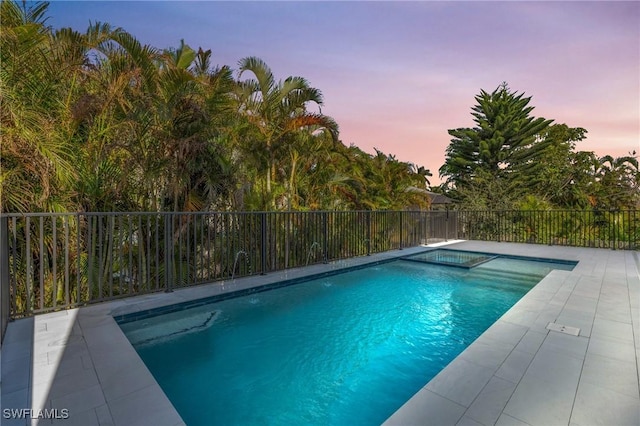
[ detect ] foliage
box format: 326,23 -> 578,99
439,83 -> 639,211
458,209 -> 638,249
3,2 -> 638,322
440,82 -> 552,189
2,2 -> 636,215
1,1 -> 431,214
6,210 -> 439,316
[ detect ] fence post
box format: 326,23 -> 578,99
635,210 -> 638,250
323,212 -> 329,261
445,208 -> 449,242
453,210 -> 459,240
164,213 -> 173,292
261,212 -> 267,274
399,211 -> 404,250
321,212 -> 327,263
366,211 -> 371,256
1,216 -> 10,344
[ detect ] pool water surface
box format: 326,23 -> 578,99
119,253 -> 574,425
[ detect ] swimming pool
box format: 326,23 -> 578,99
118,250 -> 575,425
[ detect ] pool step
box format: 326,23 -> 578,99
472,266 -> 545,282
121,309 -> 220,347
467,268 -> 542,288
403,253 -> 498,269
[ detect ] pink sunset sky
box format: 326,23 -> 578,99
49,1 -> 639,185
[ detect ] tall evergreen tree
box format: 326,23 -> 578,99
439,83 -> 552,189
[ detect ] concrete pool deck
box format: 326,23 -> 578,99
1,241 -> 638,425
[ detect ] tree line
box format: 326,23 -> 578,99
2,2 -> 637,214
1,1 -> 431,213
438,83 -> 639,211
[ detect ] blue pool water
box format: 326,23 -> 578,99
119,253 -> 574,425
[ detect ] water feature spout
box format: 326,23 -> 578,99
306,242 -> 325,266
232,250 -> 250,280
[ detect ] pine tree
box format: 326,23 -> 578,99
439,83 -> 552,189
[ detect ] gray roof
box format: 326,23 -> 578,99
426,191 -> 454,205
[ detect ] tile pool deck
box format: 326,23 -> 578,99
1,241 -> 638,425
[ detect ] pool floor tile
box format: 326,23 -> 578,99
31,379 -> 54,413
465,377 -> 517,426
2,338 -> 32,364
481,321 -> 528,346
50,384 -> 106,416
50,407 -> 99,426
587,336 -> 637,363
459,337 -> 515,369
2,388 -> 30,423
32,353 -> 93,387
2,356 -> 31,394
554,308 -> 594,337
494,350 -> 535,384
45,367 -> 100,401
383,388 -> 466,426
570,381 -> 640,426
425,357 -> 496,407
513,330 -> 547,354
500,310 -> 539,328
503,374 -> 577,426
94,404 -> 115,426
108,384 -> 185,426
522,346 -> 584,385
495,413 -> 532,426
595,301 -> 632,323
579,352 -> 639,398
539,332 -> 588,360
99,360 -> 158,402
456,416 -> 484,426
590,317 -> 635,344
2,317 -> 34,344
2,417 -> 30,426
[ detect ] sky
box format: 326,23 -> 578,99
47,1 -> 639,184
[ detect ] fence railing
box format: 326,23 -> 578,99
0,210 -> 453,321
458,210 -> 639,250
1,217 -> 10,347
1,209 -> 637,329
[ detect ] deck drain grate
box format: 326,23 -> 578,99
546,322 -> 580,336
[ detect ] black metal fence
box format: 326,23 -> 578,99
1,209 -> 637,330
0,210 -> 453,321
1,217 -> 10,346
458,210 -> 639,250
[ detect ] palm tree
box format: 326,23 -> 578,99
1,0 -> 85,212
157,41 -> 236,211
236,56 -> 338,208
595,155 -> 639,209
